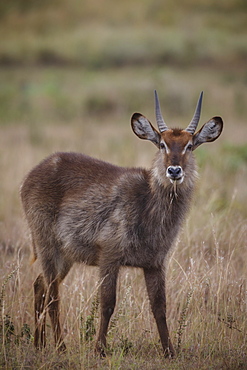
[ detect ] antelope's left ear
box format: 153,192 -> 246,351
192,116 -> 223,150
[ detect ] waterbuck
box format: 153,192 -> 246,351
21,91 -> 223,357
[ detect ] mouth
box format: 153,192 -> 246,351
167,176 -> 184,185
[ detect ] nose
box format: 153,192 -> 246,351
167,166 -> 182,180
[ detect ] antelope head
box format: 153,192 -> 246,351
131,91 -> 223,186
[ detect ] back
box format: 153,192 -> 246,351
21,151 -> 126,211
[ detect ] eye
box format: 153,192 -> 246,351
160,142 -> 165,150
186,144 -> 193,151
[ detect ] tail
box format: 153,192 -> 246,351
30,252 -> 37,265
29,237 -> 38,265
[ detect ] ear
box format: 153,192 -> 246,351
193,116 -> 223,150
131,113 -> 161,148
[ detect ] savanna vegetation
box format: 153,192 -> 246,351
0,0 -> 246,368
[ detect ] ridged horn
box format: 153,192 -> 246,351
186,91 -> 203,134
154,90 -> 168,133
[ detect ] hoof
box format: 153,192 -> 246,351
57,341 -> 67,353
95,343 -> 106,358
164,347 -> 175,358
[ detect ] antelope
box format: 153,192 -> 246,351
21,91 -> 223,357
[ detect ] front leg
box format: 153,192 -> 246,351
144,267 -> 175,358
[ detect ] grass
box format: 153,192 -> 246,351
0,0 -> 247,368
1,219 -> 246,368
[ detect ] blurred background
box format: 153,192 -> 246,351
0,0 -> 246,128
0,1 -> 247,368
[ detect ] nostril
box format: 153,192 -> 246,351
174,167 -> 182,175
167,166 -> 182,178
167,167 -> 174,175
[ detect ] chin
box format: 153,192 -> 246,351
168,177 -> 184,185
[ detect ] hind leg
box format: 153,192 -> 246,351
95,262 -> 120,356
43,257 -> 72,352
45,276 -> 66,352
34,274 -> 47,349
34,251 -> 71,351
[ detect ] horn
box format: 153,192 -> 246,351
186,91 -> 203,134
154,90 -> 168,133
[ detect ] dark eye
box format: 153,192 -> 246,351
160,142 -> 165,150
187,144 -> 193,151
